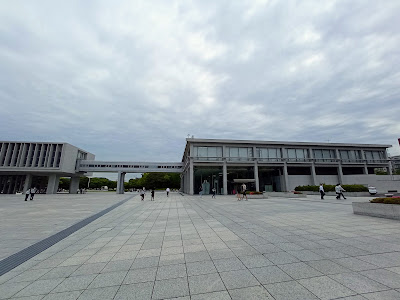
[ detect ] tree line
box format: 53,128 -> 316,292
58,172 -> 181,191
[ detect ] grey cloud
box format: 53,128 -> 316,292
1,0 -> 400,168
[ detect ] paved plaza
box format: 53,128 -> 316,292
0,193 -> 400,299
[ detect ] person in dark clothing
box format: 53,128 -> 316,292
212,188 -> 216,198
151,189 -> 155,201
319,184 -> 325,200
24,189 -> 30,201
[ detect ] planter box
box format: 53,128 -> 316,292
302,191 -> 371,197
264,192 -> 306,198
352,202 -> 400,220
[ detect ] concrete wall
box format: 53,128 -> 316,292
316,175 -> 339,185
287,174 -> 400,193
287,175 -> 312,191
59,144 -> 79,174
343,174 -> 400,193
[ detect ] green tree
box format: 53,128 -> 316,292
89,177 -> 109,189
79,176 -> 89,189
59,177 -> 70,190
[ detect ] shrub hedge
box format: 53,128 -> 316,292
294,184 -> 368,192
370,198 -> 400,205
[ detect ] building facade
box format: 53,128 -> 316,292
0,139 -> 398,195
390,155 -> 400,173
181,138 -> 394,195
0,142 -> 94,194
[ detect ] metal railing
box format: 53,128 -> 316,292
191,156 -> 390,164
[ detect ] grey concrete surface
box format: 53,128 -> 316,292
0,193 -> 132,260
0,193 -> 400,299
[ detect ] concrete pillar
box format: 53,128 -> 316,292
23,174 -> 32,194
337,164 -> 344,184
363,165 -> 369,174
254,161 -> 259,192
180,174 -> 184,192
360,150 -> 368,174
47,174 -> 60,194
189,159 -> 194,195
283,162 -> 289,192
69,176 -> 80,194
311,163 -> 318,186
388,162 -> 393,176
117,171 -> 126,194
223,160 -> 228,195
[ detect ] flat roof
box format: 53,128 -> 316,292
185,138 -> 392,148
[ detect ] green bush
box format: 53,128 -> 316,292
370,198 -> 400,205
295,184 -> 368,192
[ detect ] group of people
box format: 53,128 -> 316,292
236,183 -> 248,201
24,187 -> 37,201
138,187 -> 171,201
198,186 -> 217,198
319,183 -> 347,200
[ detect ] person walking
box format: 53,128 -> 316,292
166,187 -> 170,197
335,184 -> 346,199
140,188 -> 145,201
236,189 -> 241,201
211,188 -> 216,198
30,187 -> 36,200
241,183 -> 248,201
151,189 -> 155,201
199,186 -> 203,198
24,189 -> 30,201
319,184 -> 325,200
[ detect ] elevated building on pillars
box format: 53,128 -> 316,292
0,141 -> 94,194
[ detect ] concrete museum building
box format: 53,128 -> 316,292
0,138 -> 399,195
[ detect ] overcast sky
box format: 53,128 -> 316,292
1,0 -> 399,179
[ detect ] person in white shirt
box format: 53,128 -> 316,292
241,183 -> 248,201
166,187 -> 170,197
30,187 -> 36,200
319,184 -> 325,200
335,184 -> 346,200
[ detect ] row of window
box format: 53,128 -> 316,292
80,164 -> 182,169
0,143 -> 63,168
193,146 -> 387,162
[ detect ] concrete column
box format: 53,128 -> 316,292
363,165 -> 369,174
23,174 -> 32,194
337,164 -> 344,184
223,159 -> 228,195
254,161 -> 259,192
7,176 -> 14,194
117,171 -> 126,194
311,163 -> 318,185
0,143 -> 7,165
69,176 -> 80,194
47,174 -> 60,194
283,162 -> 289,192
4,143 -> 13,166
360,150 -> 368,174
189,159 -> 194,195
388,162 -> 393,176
180,174 -> 184,192
38,144 -> 45,167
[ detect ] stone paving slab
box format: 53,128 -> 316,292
0,193 -> 400,299
0,193 -> 131,260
